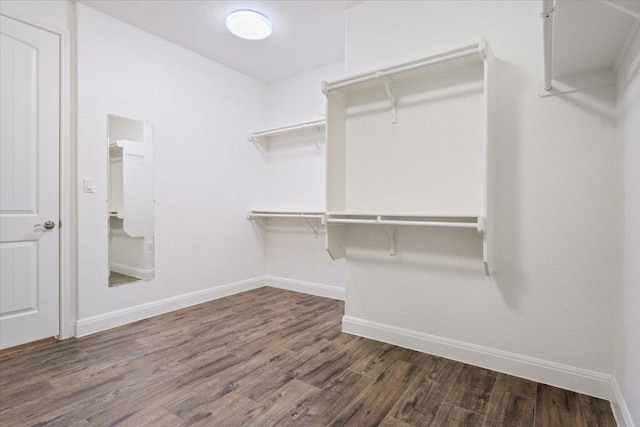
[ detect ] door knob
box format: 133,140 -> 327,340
34,220 -> 56,230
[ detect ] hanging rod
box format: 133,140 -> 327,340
247,211 -> 325,238
325,217 -> 481,230
248,119 -> 325,143
323,43 -> 485,93
541,0 -> 555,91
248,212 -> 324,219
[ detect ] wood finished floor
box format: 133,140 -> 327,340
108,272 -> 140,286
0,287 -> 616,427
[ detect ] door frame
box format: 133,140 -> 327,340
0,7 -> 75,340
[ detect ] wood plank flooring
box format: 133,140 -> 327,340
0,287 -> 616,426
108,272 -> 140,286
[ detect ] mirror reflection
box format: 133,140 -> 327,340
108,115 -> 155,286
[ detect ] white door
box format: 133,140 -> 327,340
0,15 -> 60,349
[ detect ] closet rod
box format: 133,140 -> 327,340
324,45 -> 483,93
250,119 -> 325,139
541,0 -> 555,91
326,218 -> 479,229
249,213 -> 324,219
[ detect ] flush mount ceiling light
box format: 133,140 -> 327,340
226,10 -> 272,40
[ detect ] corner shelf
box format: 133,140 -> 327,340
246,117 -> 328,235
247,210 -> 325,238
248,119 -> 326,149
322,39 -> 495,275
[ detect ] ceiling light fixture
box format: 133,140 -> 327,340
226,10 -> 272,40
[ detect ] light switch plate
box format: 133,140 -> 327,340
84,178 -> 95,193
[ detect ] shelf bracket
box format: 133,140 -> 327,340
477,216 -> 486,233
314,125 -> 322,154
246,213 -> 267,231
382,220 -> 397,256
377,72 -> 397,124
303,217 -> 319,239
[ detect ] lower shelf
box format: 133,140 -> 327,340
325,213 -> 482,231
325,212 -> 492,276
247,210 -> 325,238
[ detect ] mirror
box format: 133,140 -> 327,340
107,115 -> 155,286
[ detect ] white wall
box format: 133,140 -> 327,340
343,0 -> 618,390
264,62 -> 347,290
76,4 -> 267,323
267,61 -> 343,127
614,28 -> 640,427
0,0 -> 73,30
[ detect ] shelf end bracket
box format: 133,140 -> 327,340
384,223 -> 397,256
314,125 -> 322,154
377,72 -> 397,124
477,216 -> 486,233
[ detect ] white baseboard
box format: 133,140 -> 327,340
76,276 -> 265,337
342,315 -> 613,400
110,263 -> 154,280
76,275 -> 343,338
611,378 -> 636,427
265,275 -> 345,300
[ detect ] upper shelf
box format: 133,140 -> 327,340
248,119 -> 326,146
322,41 -> 487,97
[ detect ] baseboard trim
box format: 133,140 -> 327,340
110,263 -> 154,280
76,276 -> 266,337
611,378 -> 636,427
265,276 -> 345,300
76,275 -> 344,338
342,315 -> 613,400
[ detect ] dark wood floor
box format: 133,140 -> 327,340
0,287 -> 616,427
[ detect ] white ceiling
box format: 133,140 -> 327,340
80,0 -> 362,82
554,0 -> 640,77
80,0 -> 639,82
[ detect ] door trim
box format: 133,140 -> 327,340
0,7 -> 76,339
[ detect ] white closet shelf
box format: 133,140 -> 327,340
108,140 -> 127,150
322,41 -> 487,96
326,211 -> 481,218
325,213 -> 486,266
325,213 -> 484,232
247,210 -> 325,219
322,38 -> 494,275
248,119 -> 326,145
247,210 -> 325,238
